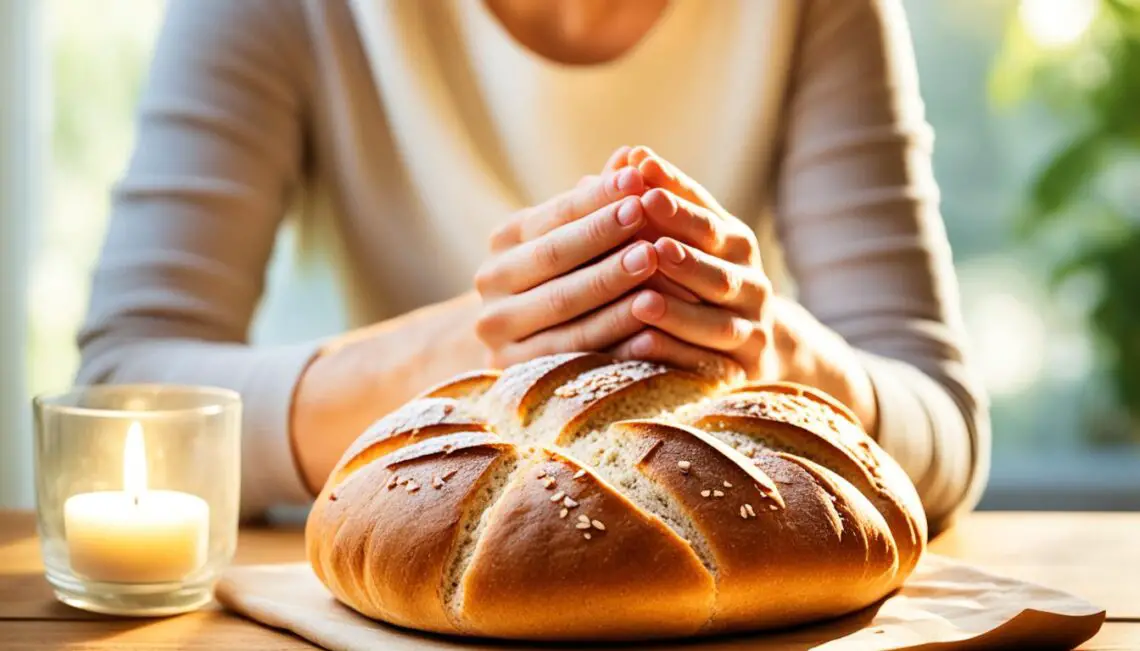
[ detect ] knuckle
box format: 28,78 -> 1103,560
600,299 -> 637,339
475,304 -> 516,346
553,193 -> 577,224
728,318 -> 754,346
751,322 -> 772,349
598,171 -> 621,200
694,215 -> 717,243
715,318 -> 742,345
753,275 -> 772,302
584,208 -> 614,244
612,295 -> 640,328
742,228 -> 760,250
733,335 -> 767,378
707,267 -> 735,298
739,274 -> 771,319
758,271 -> 773,293
723,233 -> 754,262
739,347 -> 765,380
544,284 -> 574,317
562,323 -> 591,353
586,266 -> 616,300
488,221 -> 516,251
721,270 -> 745,302
639,330 -> 668,356
473,265 -> 499,295
533,238 -> 563,271
474,317 -> 494,345
473,310 -> 499,344
592,305 -> 630,347
510,206 -> 533,223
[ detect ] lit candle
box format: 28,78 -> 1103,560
64,423 -> 210,583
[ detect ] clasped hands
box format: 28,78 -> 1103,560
475,146 -> 776,382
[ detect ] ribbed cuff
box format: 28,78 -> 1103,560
239,340 -> 323,520
856,351 -> 936,496
856,350 -> 984,534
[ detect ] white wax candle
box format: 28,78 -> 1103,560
64,490 -> 209,583
63,422 -> 210,583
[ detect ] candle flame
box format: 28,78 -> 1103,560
123,422 -> 147,502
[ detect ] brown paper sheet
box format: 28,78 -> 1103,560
215,554 -> 1105,650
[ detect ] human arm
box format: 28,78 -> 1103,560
770,0 -> 989,532
79,0 -> 676,506
77,0 -> 477,514
76,0 -> 323,518
610,0 -> 988,533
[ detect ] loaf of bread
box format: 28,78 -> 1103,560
305,353 -> 926,641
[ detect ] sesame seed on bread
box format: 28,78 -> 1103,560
306,354 -> 927,641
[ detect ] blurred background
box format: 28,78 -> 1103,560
2,0 -> 1137,510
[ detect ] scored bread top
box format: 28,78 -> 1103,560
328,398 -> 489,485
306,354 -> 928,641
306,432 -> 517,632
459,447 -> 715,639
614,420 -> 898,629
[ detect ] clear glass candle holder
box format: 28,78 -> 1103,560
33,385 -> 241,616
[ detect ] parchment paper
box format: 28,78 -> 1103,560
216,554 -> 1105,650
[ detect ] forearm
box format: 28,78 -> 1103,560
291,291 -> 486,493
770,295 -> 987,533
78,336 -> 322,520
857,351 -> 988,534
770,296 -> 879,434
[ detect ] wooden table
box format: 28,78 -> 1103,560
0,511 -> 1136,649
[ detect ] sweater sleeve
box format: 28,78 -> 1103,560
75,0 -> 318,518
773,0 -> 991,533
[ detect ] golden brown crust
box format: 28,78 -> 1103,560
733,381 -> 862,427
683,391 -> 926,578
543,360 -> 719,444
457,448 -> 715,640
481,352 -> 610,425
305,354 -> 928,641
306,433 -> 516,635
617,421 -> 897,631
417,370 -> 501,400
330,398 -> 489,485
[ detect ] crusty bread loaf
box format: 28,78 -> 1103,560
305,353 -> 926,641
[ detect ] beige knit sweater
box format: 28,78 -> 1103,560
77,0 -> 989,530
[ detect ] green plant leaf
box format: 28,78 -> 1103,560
1050,247 -> 1103,286
1021,132 -> 1106,231
1048,213 -> 1132,285
1105,0 -> 1140,28
997,0 -> 1140,432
